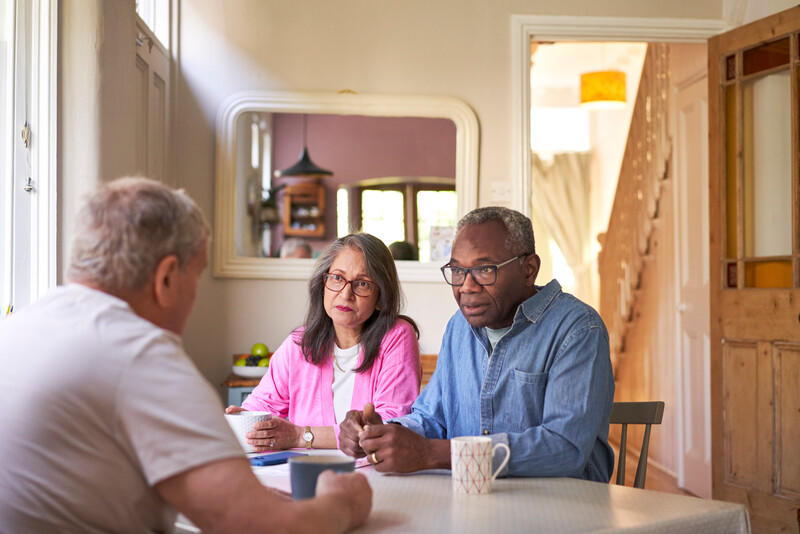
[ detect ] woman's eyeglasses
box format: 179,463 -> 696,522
440,254 -> 529,286
323,273 -> 377,297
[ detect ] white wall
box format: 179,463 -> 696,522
170,0 -> 724,391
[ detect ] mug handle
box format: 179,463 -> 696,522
490,442 -> 511,481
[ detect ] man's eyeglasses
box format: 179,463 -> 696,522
323,273 -> 377,297
440,254 -> 529,287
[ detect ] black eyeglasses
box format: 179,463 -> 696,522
440,254 -> 529,287
323,273 -> 377,297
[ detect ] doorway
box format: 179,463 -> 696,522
512,15 -> 720,497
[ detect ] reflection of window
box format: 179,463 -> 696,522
416,191 -> 457,262
338,177 -> 456,261
361,190 -> 406,245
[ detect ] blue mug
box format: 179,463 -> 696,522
289,455 -> 356,499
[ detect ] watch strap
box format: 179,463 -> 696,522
304,426 -> 314,448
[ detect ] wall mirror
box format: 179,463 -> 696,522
214,91 -> 479,281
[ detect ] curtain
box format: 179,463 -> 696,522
530,151 -> 595,304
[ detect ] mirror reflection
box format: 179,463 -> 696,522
235,112 -> 458,263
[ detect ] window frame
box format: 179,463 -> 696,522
1,0 -> 58,314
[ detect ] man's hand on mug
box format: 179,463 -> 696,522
339,402 -> 382,458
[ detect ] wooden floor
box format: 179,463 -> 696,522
609,440 -> 694,496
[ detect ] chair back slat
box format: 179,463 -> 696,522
609,401 -> 665,489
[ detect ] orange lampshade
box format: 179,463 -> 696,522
580,70 -> 626,109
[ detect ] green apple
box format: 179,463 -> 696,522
257,357 -> 269,367
251,342 -> 269,357
234,358 -> 247,367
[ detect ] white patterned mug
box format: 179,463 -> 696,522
224,411 -> 271,453
451,436 -> 511,495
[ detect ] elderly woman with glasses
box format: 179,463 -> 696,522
226,233 -> 421,452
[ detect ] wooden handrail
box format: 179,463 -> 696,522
597,44 -> 672,367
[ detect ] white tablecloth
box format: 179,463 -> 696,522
177,451 -> 751,533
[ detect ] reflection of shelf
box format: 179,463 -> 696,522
283,182 -> 325,237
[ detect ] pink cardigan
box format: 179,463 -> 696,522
241,319 -> 421,441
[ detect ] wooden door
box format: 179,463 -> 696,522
709,7 -> 800,533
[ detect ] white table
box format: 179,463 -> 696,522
177,451 -> 751,533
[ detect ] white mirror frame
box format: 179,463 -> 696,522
214,91 -> 480,281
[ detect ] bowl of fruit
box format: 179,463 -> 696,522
232,342 -> 271,378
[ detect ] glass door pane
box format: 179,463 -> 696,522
741,69 -> 792,287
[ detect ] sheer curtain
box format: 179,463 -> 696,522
530,151 -> 595,305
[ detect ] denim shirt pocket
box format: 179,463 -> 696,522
507,369 -> 548,430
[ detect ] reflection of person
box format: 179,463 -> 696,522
340,207 -> 615,481
280,237 -> 313,258
0,178 -> 371,533
388,240 -> 418,261
227,233 -> 421,452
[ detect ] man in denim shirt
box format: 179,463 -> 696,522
340,207 -> 615,481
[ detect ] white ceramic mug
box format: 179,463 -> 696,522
451,436 -> 511,495
224,411 -> 271,453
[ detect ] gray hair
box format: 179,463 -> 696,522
300,233 -> 417,373
67,177 -> 210,292
456,206 -> 536,255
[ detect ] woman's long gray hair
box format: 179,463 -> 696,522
300,233 -> 417,373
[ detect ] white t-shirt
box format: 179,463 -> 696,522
331,343 -> 360,423
0,285 -> 242,534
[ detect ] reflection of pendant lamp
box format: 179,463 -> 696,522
274,115 -> 333,178
580,70 -> 626,109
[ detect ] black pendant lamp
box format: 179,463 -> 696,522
274,114 -> 333,178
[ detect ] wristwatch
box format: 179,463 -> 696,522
303,426 -> 314,449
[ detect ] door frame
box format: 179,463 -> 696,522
511,15 -> 725,218
510,14 -> 724,489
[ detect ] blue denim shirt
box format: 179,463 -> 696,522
393,279 -> 615,481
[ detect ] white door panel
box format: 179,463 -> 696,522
675,74 -> 711,498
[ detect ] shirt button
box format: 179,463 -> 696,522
483,429 -> 489,435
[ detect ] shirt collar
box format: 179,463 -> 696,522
518,279 -> 562,324
468,278 -> 562,344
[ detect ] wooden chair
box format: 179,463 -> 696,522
609,401 -> 665,489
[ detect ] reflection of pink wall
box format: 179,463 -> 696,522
271,114 -> 456,253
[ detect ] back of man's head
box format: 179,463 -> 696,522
67,177 -> 210,293
456,206 -> 536,256
280,238 -> 312,258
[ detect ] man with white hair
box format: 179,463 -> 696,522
0,177 -> 371,533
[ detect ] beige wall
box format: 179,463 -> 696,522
56,0 -> 725,393
59,0 -> 138,275
170,0 -> 723,391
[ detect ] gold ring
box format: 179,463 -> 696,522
370,452 -> 378,464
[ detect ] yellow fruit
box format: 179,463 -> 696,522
257,357 -> 269,367
234,358 -> 247,367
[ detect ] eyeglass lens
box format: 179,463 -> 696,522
324,273 -> 374,296
443,265 -> 496,286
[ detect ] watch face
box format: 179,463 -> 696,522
303,430 -> 313,442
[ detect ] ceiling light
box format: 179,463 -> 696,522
275,115 -> 333,178
580,70 -> 626,109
